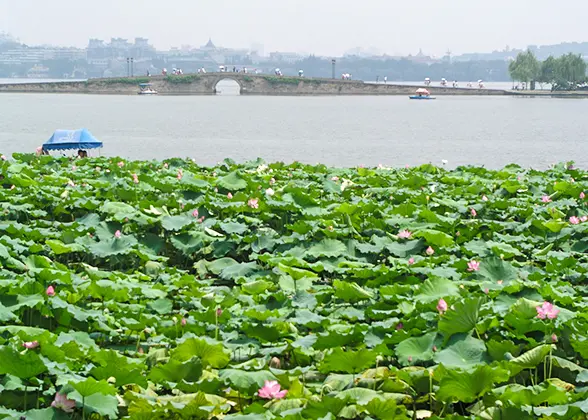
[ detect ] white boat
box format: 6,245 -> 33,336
138,83 -> 158,95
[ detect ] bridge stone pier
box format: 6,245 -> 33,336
0,73 -> 509,96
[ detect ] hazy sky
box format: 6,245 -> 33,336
0,0 -> 585,56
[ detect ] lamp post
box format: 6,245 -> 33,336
331,59 -> 336,79
126,57 -> 134,77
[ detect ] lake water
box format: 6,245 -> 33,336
0,81 -> 586,169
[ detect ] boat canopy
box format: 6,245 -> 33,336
42,129 -> 103,151
416,88 -> 430,94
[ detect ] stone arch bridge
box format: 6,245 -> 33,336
0,73 -> 509,96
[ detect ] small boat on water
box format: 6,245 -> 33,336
409,88 -> 435,100
138,83 -> 158,95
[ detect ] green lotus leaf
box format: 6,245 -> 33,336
148,356 -> 203,384
494,382 -> 572,407
305,239 -> 348,258
68,391 -> 119,419
69,377 -> 117,397
46,239 -> 85,255
333,279 -> 373,302
414,229 -> 454,247
161,215 -> 194,231
486,241 -> 522,258
217,171 -> 248,191
414,278 -> 460,303
319,348 -> 376,374
172,338 -> 230,368
433,335 -> 489,368
395,332 -> 438,365
148,298 -> 173,314
365,398 -> 400,420
170,232 -> 206,255
218,369 -> 277,394
477,256 -> 518,282
0,346 -> 47,379
436,364 -> 510,403
220,261 -> 259,280
438,298 -> 482,340
302,396 -> 348,419
509,344 -> 555,369
334,388 -> 385,405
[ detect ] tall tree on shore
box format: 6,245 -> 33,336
508,50 -> 540,86
553,53 -> 587,90
538,56 -> 557,88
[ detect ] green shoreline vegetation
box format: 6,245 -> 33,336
0,155 -> 587,419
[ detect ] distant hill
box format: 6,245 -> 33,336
456,42 -> 588,62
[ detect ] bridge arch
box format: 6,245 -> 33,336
212,76 -> 243,95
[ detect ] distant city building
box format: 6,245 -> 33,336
269,52 -> 302,63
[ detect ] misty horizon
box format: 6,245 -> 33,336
1,0 -> 586,57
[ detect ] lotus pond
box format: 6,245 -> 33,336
0,155 -> 587,420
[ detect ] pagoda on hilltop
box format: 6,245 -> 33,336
202,38 -> 217,51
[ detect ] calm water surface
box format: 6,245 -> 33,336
0,88 -> 586,168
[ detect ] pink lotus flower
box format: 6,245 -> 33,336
1,155 -> 6,161
117,161 -> 124,168
408,257 -> 415,265
570,216 -> 580,225
471,208 -> 477,217
227,192 -> 233,199
181,318 -> 187,326
257,380 -> 288,400
177,169 -> 183,180
580,192 -> 586,200
51,393 -> 76,413
270,177 -> 276,185
23,341 -> 39,349
436,298 -> 448,314
114,230 -> 122,238
248,198 -> 259,209
36,146 -> 43,156
467,260 -> 480,272
331,176 -> 339,181
397,230 -> 412,239
497,280 -> 503,285
541,195 -> 552,203
216,307 -> 223,317
426,246 -> 434,256
581,216 -> 588,223
551,334 -> 558,343
432,346 -> 438,352
163,163 -> 168,169
132,173 -> 139,184
396,322 -> 403,330
407,356 -> 413,362
46,286 -> 55,297
484,288 -> 489,294
191,209 -> 199,218
455,231 -> 461,237
198,216 -> 205,223
536,301 -> 559,320
72,165 -> 77,171
482,195 -> 488,201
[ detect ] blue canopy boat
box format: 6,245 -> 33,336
409,88 -> 436,100
42,129 -> 103,153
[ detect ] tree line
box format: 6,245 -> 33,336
508,50 -> 587,90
